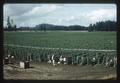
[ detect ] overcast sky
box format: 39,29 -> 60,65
4,4 -> 116,27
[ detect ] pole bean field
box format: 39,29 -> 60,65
4,31 -> 116,65
3,31 -> 117,80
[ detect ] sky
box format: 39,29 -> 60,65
3,4 -> 116,27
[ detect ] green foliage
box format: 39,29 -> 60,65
6,16 -> 17,31
88,20 -> 116,31
4,31 -> 116,65
4,31 -> 116,50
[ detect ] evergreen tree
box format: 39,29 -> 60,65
7,16 -> 12,31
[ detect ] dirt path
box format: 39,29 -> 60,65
4,63 -> 116,80
4,44 -> 116,52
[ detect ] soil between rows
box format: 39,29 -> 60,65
4,62 -> 116,80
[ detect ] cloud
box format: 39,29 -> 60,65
85,9 -> 116,23
23,4 -> 58,17
4,4 -> 62,27
3,4 -> 116,27
4,4 -> 39,27
18,4 -> 62,26
53,8 -> 116,26
4,4 -> 35,18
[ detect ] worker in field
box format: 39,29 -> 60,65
91,57 -> 96,66
55,56 -> 59,65
105,57 -> 112,67
4,56 -> 9,64
113,56 -> 117,68
52,54 -> 56,66
11,55 -> 15,64
108,58 -> 114,67
59,55 -> 64,64
7,54 -> 11,64
80,56 -> 84,65
8,54 -> 11,58
63,57 -> 67,65
47,55 -> 52,64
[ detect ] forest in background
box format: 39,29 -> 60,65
4,16 -> 116,32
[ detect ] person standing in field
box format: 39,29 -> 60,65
113,56 -> 117,68
52,54 -> 56,66
11,55 -> 15,64
63,57 -> 67,65
59,55 -> 64,64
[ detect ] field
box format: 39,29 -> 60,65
4,31 -> 116,50
4,31 -> 116,61
3,31 -> 117,80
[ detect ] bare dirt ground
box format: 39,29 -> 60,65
3,62 -> 116,80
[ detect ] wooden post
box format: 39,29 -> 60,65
113,56 -> 117,68
86,56 -> 89,65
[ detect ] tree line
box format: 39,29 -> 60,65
4,16 -> 116,31
88,20 -> 116,31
